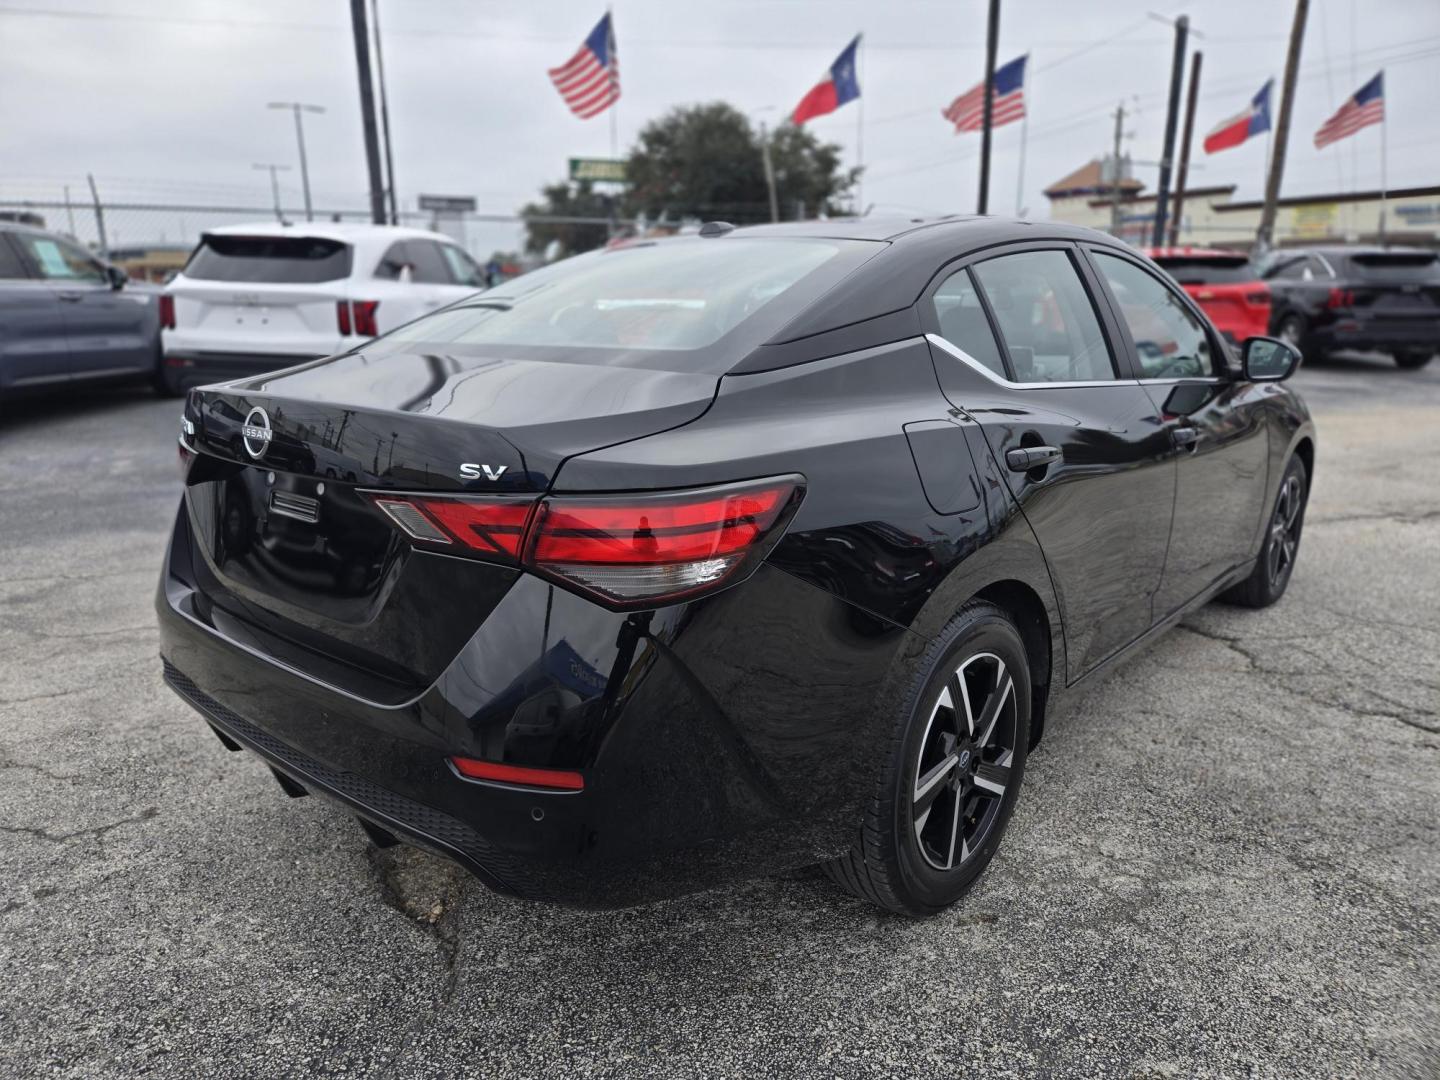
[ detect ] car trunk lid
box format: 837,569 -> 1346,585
179,347 -> 719,698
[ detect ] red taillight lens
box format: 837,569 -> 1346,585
158,294 -> 176,330
527,479 -> 800,606
367,494 -> 535,558
363,476 -> 803,608
1326,287 -> 1354,309
352,300 -> 380,337
336,299 -> 352,335
448,756 -> 584,791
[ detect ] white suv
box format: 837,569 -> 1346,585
159,223 -> 488,392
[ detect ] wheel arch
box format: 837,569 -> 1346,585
972,579 -> 1054,748
1292,434 -> 1315,485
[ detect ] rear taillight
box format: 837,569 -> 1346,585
352,300 -> 380,337
158,294 -> 176,330
1245,290 -> 1269,306
336,300 -> 378,336
362,476 -> 804,608
1327,287 -> 1354,309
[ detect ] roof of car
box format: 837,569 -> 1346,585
720,214 -> 1111,246
202,222 -> 456,246
1280,244 -> 1434,257
1141,246 -> 1250,260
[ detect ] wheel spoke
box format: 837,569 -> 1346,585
914,754 -> 958,814
952,672 -> 974,737
1283,482 -> 1302,529
944,784 -> 964,868
973,675 -> 1014,749
973,750 -> 1013,797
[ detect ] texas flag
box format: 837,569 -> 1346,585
1203,79 -> 1273,154
791,35 -> 861,125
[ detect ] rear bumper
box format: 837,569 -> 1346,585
162,351 -> 321,390
1312,320 -> 1440,353
156,505 -> 914,906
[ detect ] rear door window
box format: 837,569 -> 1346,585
405,240 -> 454,285
183,235 -> 352,283
970,249 -> 1117,382
930,268 -> 1007,378
0,234 -> 31,279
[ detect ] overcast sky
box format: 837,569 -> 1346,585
2,0 -> 1437,253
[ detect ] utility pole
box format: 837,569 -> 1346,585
976,0 -> 1000,214
371,0 -> 399,225
253,163 -> 291,223
1152,14 -> 1189,246
349,0 -> 388,226
1169,50 -> 1203,247
1258,0 -> 1309,252
86,173 -> 108,259
759,121 -> 780,223
1109,103 -> 1126,236
268,101 -> 325,222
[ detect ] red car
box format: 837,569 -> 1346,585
1141,247 -> 1271,343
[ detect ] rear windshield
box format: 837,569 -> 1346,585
383,238 -> 858,353
1151,256 -> 1256,285
184,235 -> 353,283
1345,252 -> 1440,282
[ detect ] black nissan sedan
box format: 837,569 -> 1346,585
158,217 -> 1314,915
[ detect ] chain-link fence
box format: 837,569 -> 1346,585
0,194 -> 629,282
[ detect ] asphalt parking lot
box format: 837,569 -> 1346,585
2,354 -> 1438,1079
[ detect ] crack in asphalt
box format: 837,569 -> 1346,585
1178,623 -> 1440,736
1309,508 -> 1440,527
0,806 -> 159,844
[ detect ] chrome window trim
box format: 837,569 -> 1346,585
925,333 -> 1136,390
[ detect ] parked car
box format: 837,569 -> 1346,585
159,217 -> 1313,915
0,222 -> 164,405
1140,247 -> 1271,345
1260,245 -> 1440,369
160,223 -> 490,393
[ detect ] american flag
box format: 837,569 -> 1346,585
943,55 -> 1027,133
1314,72 -> 1384,150
549,13 -> 619,120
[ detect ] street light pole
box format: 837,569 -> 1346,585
268,101 -> 326,222
253,163 -> 292,222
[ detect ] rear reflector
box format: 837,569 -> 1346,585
362,476 -> 804,608
448,756 -> 584,791
158,294 -> 176,330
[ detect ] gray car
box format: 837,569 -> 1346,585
0,223 -> 167,407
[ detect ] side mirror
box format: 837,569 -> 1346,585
105,264 -> 128,290
1240,336 -> 1301,382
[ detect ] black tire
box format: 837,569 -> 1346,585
824,601 -> 1031,917
1221,454 -> 1308,609
1395,351 -> 1434,370
1277,314 -> 1309,359
151,345 -> 184,398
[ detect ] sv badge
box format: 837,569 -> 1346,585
459,463 -> 509,481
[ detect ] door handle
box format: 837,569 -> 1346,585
1005,445 -> 1063,472
1171,426 -> 1201,450
57,291 -> 84,302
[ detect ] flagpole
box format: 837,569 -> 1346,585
857,33 -> 865,215
608,6 -> 618,162
1379,73 -> 1388,244
1015,113 -> 1028,217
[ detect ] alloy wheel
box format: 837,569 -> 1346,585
1266,473 -> 1304,590
911,652 -> 1017,871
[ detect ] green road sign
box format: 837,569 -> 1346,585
569,158 -> 627,183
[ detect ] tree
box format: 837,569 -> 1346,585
626,102 -> 857,224
518,102 -> 860,254
519,180 -> 614,257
